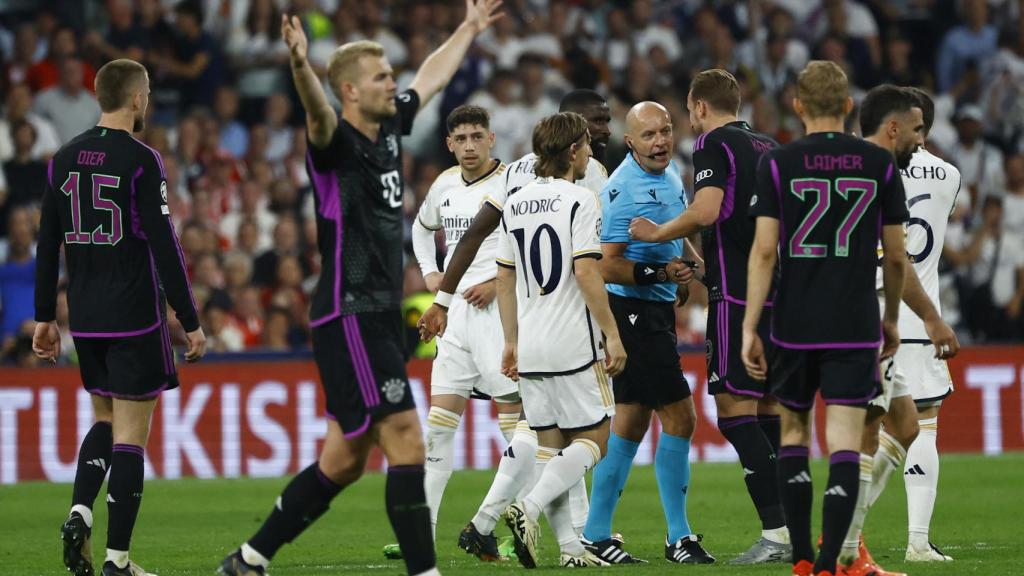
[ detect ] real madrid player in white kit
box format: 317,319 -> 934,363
840,86 -> 961,574
410,105 -> 522,539
896,89 -> 962,563
499,112 -> 625,569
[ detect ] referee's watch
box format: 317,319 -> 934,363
633,262 -> 669,285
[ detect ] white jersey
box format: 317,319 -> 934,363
485,152 -> 608,211
416,162 -> 506,293
876,149 -> 962,340
496,176 -> 604,375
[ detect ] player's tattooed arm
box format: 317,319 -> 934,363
409,0 -> 504,108
282,14 -> 336,148
901,260 -> 959,359
879,224 -> 908,359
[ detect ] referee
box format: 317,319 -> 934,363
580,101 -> 714,565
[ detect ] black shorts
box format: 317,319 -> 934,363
311,310 -> 416,438
608,294 -> 691,408
706,300 -> 773,398
769,346 -> 881,411
74,324 -> 178,400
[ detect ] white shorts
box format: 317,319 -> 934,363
430,296 -> 519,400
520,363 -> 615,430
894,342 -> 954,404
870,354 -> 911,411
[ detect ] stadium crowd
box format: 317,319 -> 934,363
1,0 -> 1023,365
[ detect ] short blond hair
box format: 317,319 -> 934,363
533,112 -> 589,178
327,40 -> 385,95
796,61 -> 849,119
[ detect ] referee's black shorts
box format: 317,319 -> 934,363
75,323 -> 178,400
608,293 -> 691,408
311,310 -> 416,438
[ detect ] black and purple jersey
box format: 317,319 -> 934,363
306,89 -> 420,324
35,126 -> 198,338
692,120 -> 777,304
750,132 -> 909,348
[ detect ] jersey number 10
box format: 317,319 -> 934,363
789,177 -> 877,258
61,172 -> 123,246
511,225 -> 563,297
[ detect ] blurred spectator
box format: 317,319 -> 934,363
204,294 -> 244,352
27,26 -> 97,93
83,0 -> 147,63
517,54 -> 558,152
233,285 -> 264,349
151,1 -> 224,113
881,31 -> 927,88
32,57 -> 102,144
225,0 -> 289,123
0,120 -> 47,235
632,0 -> 682,63
936,0 -> 998,93
477,13 -> 527,70
0,208 -> 36,347
263,94 -> 293,163
220,180 -> 277,251
948,196 -> 1024,340
949,104 -> 1005,205
0,84 -> 61,162
253,217 -> 307,286
1002,154 -> 1024,236
468,70 -> 526,163
3,24 -> 40,88
360,3 -> 407,67
262,306 -> 292,351
755,33 -> 800,99
213,86 -> 248,158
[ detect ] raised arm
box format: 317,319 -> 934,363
408,0 -> 503,108
283,14 -> 336,148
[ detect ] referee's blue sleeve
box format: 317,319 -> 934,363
600,186 -> 632,243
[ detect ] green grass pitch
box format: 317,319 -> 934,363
2,454 -> 1019,575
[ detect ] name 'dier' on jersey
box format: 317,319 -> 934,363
416,161 -> 507,293
874,148 -> 962,340
496,177 -> 605,376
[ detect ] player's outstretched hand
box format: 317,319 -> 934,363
924,317 -> 959,359
424,272 -> 444,294
32,321 -> 61,364
741,329 -> 767,382
281,14 -> 308,64
628,217 -> 659,242
880,318 -> 899,360
501,342 -> 518,381
464,0 -> 504,34
185,327 -> 207,362
604,335 -> 627,377
418,304 -> 448,341
463,279 -> 496,309
666,257 -> 695,286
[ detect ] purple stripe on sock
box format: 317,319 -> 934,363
779,446 -> 809,459
388,465 -> 425,474
717,416 -> 758,431
342,414 -> 371,439
829,450 -> 860,465
113,444 -> 145,456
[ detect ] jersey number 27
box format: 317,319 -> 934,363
789,177 -> 877,258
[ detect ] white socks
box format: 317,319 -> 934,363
906,417 -> 939,549
841,453 -> 874,563
241,542 -> 270,568
763,526 -> 790,545
424,406 -> 460,535
569,476 -> 589,536
105,549 -> 130,570
471,422 -> 537,534
70,504 -> 93,528
498,412 -> 518,443
868,430 -> 906,507
546,490 -> 586,556
523,439 -> 601,522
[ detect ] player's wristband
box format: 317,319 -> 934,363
434,290 -> 454,309
633,262 -> 669,285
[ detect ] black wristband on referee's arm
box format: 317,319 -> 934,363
633,262 -> 669,285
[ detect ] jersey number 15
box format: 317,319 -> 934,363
61,172 -> 123,246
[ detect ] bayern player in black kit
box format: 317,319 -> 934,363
629,69 -> 790,565
218,3 -> 503,576
742,61 -> 909,576
34,59 -> 206,576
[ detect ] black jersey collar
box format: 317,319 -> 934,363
461,158 -> 502,186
